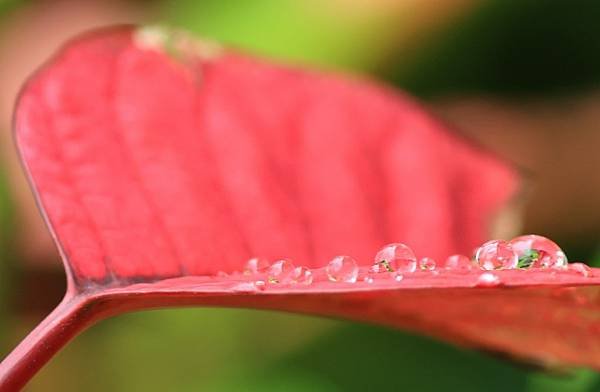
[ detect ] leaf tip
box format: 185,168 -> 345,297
132,25 -> 223,62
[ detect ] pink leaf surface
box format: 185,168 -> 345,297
2,25 -> 598,390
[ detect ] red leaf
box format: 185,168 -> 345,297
1,25 -> 596,389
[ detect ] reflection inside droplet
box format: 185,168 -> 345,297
372,243 -> 417,273
326,255 -> 359,283
267,259 -> 295,283
419,257 -> 436,271
474,240 -> 518,270
244,257 -> 270,275
509,235 -> 568,269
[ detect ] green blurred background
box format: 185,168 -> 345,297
2,0 -> 600,390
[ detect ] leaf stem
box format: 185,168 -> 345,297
0,294 -> 96,391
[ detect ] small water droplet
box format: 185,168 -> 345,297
254,280 -> 266,290
474,240 -> 518,270
476,272 -> 501,287
509,235 -> 568,269
392,272 -> 404,282
362,271 -> 376,284
372,243 -> 417,273
443,254 -> 473,271
419,257 -> 436,271
244,257 -> 270,275
267,259 -> 295,283
326,255 -> 359,283
568,263 -> 592,277
216,271 -> 228,277
292,266 -> 314,285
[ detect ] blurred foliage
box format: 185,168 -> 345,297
161,0 -> 391,72
0,164 -> 15,353
212,323 -> 528,392
27,308 -> 337,391
27,310 -> 598,392
206,323 -> 600,392
528,369 -> 600,392
0,0 -> 21,18
390,0 -> 600,97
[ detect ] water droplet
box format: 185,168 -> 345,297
244,257 -> 270,275
372,243 -> 417,273
474,240 -> 518,270
476,272 -> 501,287
254,280 -> 266,290
292,266 -> 313,285
568,263 -> 592,277
267,259 -> 295,283
216,271 -> 228,277
363,275 -> 374,284
392,272 -> 404,282
326,255 -> 359,283
419,257 -> 436,271
443,254 -> 473,271
509,235 -> 568,269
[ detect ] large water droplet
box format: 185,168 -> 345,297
568,263 -> 592,277
267,259 -> 295,283
476,272 -> 501,287
509,235 -> 568,269
292,266 -> 314,285
474,240 -> 518,270
419,257 -> 436,271
244,257 -> 270,275
372,243 -> 417,273
443,254 -> 472,271
326,255 -> 359,283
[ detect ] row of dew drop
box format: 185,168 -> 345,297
229,235 -> 592,288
